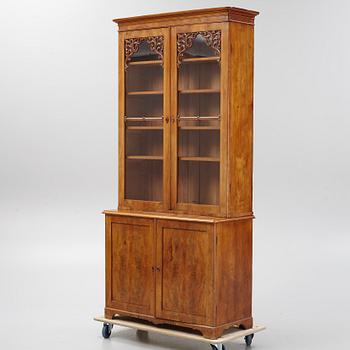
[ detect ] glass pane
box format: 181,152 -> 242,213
183,34 -> 219,59
126,129 -> 163,157
125,160 -> 163,201
178,130 -> 220,158
129,40 -> 160,62
178,161 -> 219,205
124,37 -> 164,201
178,61 -> 220,90
177,31 -> 221,205
126,65 -> 163,92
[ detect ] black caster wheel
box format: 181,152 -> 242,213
244,333 -> 254,346
102,323 -> 113,339
210,345 -> 226,350
136,329 -> 149,340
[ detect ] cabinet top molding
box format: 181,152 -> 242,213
113,7 -> 259,31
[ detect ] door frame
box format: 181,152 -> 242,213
118,28 -> 171,212
155,219 -> 215,325
105,215 -> 156,317
170,22 -> 229,217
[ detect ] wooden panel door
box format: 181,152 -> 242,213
106,216 -> 155,317
118,27 -> 171,212
170,22 -> 229,217
156,220 -> 214,325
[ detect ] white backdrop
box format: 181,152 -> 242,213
1,1 -> 349,349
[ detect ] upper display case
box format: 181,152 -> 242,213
117,9 -> 257,218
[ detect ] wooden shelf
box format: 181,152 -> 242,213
127,126 -> 163,130
179,126 -> 220,130
129,60 -> 162,66
181,57 -> 220,63
179,156 -> 220,162
127,90 -> 163,96
178,89 -> 220,94
127,155 -> 163,160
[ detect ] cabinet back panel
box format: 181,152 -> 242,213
125,160 -> 163,201
126,130 -> 163,156
178,93 -> 220,117
178,62 -> 220,90
178,130 -> 220,157
126,65 -> 163,92
178,161 -> 219,205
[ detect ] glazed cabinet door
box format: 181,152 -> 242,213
170,23 -> 229,217
105,216 -> 155,317
155,220 -> 214,325
118,28 -> 171,212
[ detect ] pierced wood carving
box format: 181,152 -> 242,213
125,38 -> 142,69
147,36 -> 164,61
125,36 -> 164,69
177,30 -> 221,65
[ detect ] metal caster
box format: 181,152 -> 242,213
210,344 -> 226,350
244,333 -> 254,346
102,323 -> 113,339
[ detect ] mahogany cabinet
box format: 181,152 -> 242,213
103,7 -> 259,339
104,212 -> 253,338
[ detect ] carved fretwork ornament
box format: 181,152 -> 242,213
124,36 -> 164,69
177,30 -> 221,65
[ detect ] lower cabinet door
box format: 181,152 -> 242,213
106,216 -> 155,317
156,219 -> 214,325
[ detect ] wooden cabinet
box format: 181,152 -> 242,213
103,7 -> 259,340
105,213 -> 253,338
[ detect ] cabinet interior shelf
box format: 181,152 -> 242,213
178,126 -> 220,130
179,156 -> 220,162
178,89 -> 220,94
181,56 -> 220,63
127,90 -> 163,95
129,60 -> 162,66
127,126 -> 163,130
127,155 -> 163,160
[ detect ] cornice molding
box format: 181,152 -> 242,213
113,7 -> 259,30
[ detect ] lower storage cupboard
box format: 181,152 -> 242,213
104,211 -> 253,339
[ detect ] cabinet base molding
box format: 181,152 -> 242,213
104,308 -> 252,339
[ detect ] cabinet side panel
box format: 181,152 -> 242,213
228,23 -> 254,216
215,220 -> 252,325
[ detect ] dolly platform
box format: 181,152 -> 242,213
94,315 -> 265,349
